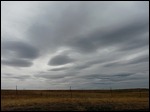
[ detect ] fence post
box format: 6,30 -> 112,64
70,86 -> 72,98
110,87 -> 112,97
139,88 -> 141,97
16,85 -> 18,95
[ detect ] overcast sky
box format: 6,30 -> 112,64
1,1 -> 149,90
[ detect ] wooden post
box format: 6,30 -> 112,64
70,86 -> 72,98
139,88 -> 141,97
16,85 -> 18,95
110,87 -> 112,97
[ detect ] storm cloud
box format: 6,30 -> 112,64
67,17 -> 148,53
1,59 -> 33,67
1,1 -> 149,90
48,54 -> 75,66
49,67 -> 69,71
2,41 -> 39,59
1,41 -> 39,67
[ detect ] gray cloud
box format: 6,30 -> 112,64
103,62 -> 121,67
48,54 -> 75,66
34,72 -> 67,79
1,41 -> 39,67
1,59 -> 33,67
103,53 -> 149,67
38,75 -> 65,79
26,1 -> 149,54
26,2 -> 91,54
80,74 -> 107,79
113,73 -> 134,77
2,41 -> 39,59
49,67 -> 69,71
67,17 -> 148,53
110,74 -> 147,83
128,55 -> 149,65
1,1 -> 149,89
3,73 -> 13,76
118,35 -> 149,51
5,75 -> 31,81
74,64 -> 91,70
78,73 -> 133,80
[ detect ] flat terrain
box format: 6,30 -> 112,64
1,89 -> 149,111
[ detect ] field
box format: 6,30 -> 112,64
1,89 -> 149,111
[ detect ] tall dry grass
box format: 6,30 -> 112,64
1,89 -> 149,111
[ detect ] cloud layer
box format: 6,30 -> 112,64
48,54 -> 75,66
1,1 -> 149,90
1,41 -> 39,67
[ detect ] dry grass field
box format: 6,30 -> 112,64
1,89 -> 149,111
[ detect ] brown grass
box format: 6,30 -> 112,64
1,89 -> 149,111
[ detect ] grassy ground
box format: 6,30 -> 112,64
1,89 -> 149,111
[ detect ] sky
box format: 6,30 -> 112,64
1,1 -> 149,90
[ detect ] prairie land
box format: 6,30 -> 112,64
1,89 -> 149,111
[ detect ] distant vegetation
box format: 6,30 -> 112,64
1,88 -> 149,111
